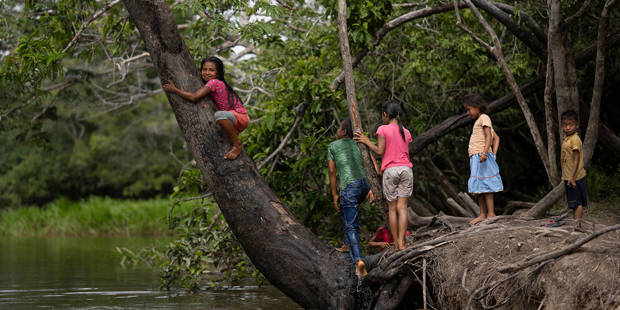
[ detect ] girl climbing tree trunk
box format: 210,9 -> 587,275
121,1 -> 359,308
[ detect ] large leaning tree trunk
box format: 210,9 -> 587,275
122,1 -> 357,309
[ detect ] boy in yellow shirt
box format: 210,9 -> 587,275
560,110 -> 587,220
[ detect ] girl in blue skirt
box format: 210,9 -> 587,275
463,94 -> 503,226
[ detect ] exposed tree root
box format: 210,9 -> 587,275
362,218 -> 620,310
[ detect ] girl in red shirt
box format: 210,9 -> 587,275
163,56 -> 249,160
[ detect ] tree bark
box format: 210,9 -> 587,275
548,0 -> 580,141
599,122 -> 620,156
336,0 -> 387,214
582,0 -> 617,166
122,1 -> 355,308
543,41 -> 560,186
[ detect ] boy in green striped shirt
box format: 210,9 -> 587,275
328,117 -> 374,277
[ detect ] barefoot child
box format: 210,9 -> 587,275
463,94 -> 503,226
163,56 -> 249,160
560,110 -> 587,220
368,224 -> 411,252
328,117 -> 374,277
355,101 -> 413,251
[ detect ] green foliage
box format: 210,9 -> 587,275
2,0 -> 619,292
125,168 -> 263,291
0,197 -> 190,236
587,165 -> 620,202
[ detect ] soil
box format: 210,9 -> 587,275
376,200 -> 620,310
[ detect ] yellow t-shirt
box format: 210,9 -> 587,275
561,133 -> 586,180
468,114 -> 494,157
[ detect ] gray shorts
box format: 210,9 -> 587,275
214,110 -> 236,124
382,166 -> 413,202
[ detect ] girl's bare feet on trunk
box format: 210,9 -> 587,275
469,215 -> 487,226
224,143 -> 243,160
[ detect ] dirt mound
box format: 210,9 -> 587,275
430,218 -> 620,309
363,215 -> 620,310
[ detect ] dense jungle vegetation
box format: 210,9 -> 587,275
1,0 -> 619,291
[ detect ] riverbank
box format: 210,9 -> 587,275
0,197 -> 206,237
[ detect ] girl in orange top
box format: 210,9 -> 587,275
463,94 -> 503,226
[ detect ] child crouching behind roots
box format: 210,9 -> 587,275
328,117 -> 375,278
463,94 -> 503,226
560,110 -> 587,221
162,56 -> 249,160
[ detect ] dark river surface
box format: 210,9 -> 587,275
0,237 -> 301,309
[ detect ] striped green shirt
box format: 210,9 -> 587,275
327,138 -> 367,191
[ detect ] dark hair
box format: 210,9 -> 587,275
382,100 -> 406,142
340,117 -> 353,138
201,56 -> 243,106
462,93 -> 488,114
560,110 -> 578,122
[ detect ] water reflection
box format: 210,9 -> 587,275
0,237 -> 301,309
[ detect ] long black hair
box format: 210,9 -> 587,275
462,93 -> 488,114
382,100 -> 406,142
201,56 -> 244,106
340,117 -> 353,138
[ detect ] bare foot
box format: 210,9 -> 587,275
335,244 -> 350,253
356,260 -> 367,278
487,213 -> 496,219
398,242 -> 407,251
224,144 -> 243,160
469,215 -> 487,226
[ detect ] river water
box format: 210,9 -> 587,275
0,237 -> 301,309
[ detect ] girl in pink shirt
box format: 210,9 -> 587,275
163,56 -> 249,160
355,101 -> 413,251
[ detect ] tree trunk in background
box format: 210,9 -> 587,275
527,1 -> 617,218
336,0 -> 387,214
544,42 -> 560,186
122,1 -> 356,309
548,0 -> 580,141
582,0 -> 617,166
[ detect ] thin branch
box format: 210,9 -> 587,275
276,0 -> 294,10
62,0 -> 122,54
582,0 -> 617,166
565,0 -> 593,24
454,0 -> 552,183
257,103 -> 307,170
330,2 -> 468,90
498,224 -> 620,273
492,2 -> 546,45
272,18 -> 308,32
544,32 -> 560,185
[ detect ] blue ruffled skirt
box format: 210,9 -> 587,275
468,153 -> 503,194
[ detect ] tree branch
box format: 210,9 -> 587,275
62,0 -> 122,54
454,0 -> 552,183
498,224 -> 620,273
257,103 -> 306,170
582,0 -> 617,166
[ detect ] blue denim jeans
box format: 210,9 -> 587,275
339,178 -> 370,264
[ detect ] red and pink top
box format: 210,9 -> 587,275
206,79 -> 247,114
374,226 -> 411,244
